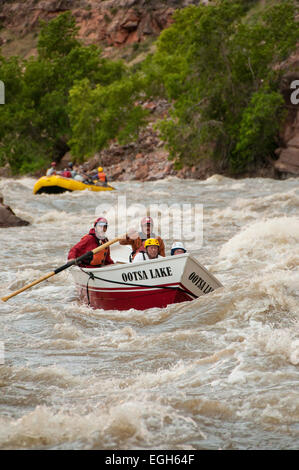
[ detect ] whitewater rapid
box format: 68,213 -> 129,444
0,175 -> 298,450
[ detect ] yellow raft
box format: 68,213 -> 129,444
33,175 -> 115,194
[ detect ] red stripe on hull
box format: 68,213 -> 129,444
77,284 -> 194,311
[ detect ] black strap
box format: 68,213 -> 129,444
82,271 -> 197,299
86,272 -> 95,306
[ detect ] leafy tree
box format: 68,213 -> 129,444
1,1 -> 298,176
143,0 -> 299,171
0,11 -> 128,174
232,88 -> 285,171
68,75 -> 148,159
0,54 -> 38,173
37,11 -> 80,59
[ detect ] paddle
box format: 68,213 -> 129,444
1,236 -> 123,302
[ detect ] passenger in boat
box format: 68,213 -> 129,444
73,173 -> 84,182
92,166 -> 108,186
60,168 -> 72,178
72,164 -> 92,184
68,162 -> 86,181
67,217 -> 114,268
171,241 -> 187,255
119,216 -> 165,261
133,238 -> 162,262
68,162 -> 77,178
46,162 -> 57,176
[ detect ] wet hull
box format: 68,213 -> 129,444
71,253 -> 223,311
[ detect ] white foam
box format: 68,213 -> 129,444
218,216 -> 299,270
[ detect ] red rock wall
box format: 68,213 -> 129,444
0,0 -> 179,48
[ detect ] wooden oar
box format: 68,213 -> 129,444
1,236 -> 123,302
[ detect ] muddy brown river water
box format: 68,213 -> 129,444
0,175 -> 298,450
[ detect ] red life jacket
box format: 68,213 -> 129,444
67,229 -> 114,267
61,170 -> 72,178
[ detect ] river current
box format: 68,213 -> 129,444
0,175 -> 298,450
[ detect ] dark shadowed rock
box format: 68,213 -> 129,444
274,147 -> 299,175
0,163 -> 12,178
0,194 -> 30,227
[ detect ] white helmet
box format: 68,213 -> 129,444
171,241 -> 186,255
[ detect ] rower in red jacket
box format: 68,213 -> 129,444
68,217 -> 114,268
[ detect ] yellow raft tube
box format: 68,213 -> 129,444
33,175 -> 116,194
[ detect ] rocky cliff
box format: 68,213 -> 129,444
0,0 -> 204,53
274,48 -> 299,176
0,0 -> 298,179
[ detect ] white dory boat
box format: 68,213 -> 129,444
71,245 -> 223,311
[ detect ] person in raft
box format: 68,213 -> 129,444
171,241 -> 187,255
119,216 -> 165,262
46,162 -> 57,176
92,166 -> 108,186
133,238 -> 163,262
67,217 -> 114,268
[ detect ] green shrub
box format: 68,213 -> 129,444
142,0 -> 298,171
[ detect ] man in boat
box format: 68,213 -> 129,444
68,162 -> 89,182
119,216 -> 165,261
68,162 -> 77,178
171,241 -> 187,255
72,164 -> 93,184
92,166 -> 108,186
133,238 -> 162,262
67,217 -> 114,268
46,162 -> 57,176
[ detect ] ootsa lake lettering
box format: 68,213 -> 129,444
188,271 -> 214,294
122,266 -> 173,283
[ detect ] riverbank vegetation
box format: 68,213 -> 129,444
0,0 -> 298,175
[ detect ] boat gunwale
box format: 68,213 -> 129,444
73,252 -> 223,288
73,252 -> 190,275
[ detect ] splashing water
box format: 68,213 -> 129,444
0,176 -> 298,450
